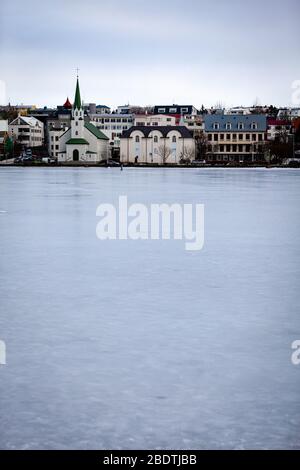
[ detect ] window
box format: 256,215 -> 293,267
75,131 -> 78,136
220,145 -> 224,152
213,122 -> 219,130
251,122 -> 258,130
181,108 -> 188,113
239,134 -> 243,140
214,134 -> 218,141
232,134 -> 237,140
258,134 -> 263,141
220,134 -> 224,140
166,118 -> 172,122
252,134 -> 257,141
226,134 -> 231,140
238,122 -> 244,130
76,121 -> 78,126
135,136 -> 140,143
246,134 -> 250,140
226,122 -> 231,130
172,136 -> 177,143
208,134 -> 212,141
169,108 -> 177,113
154,136 -> 158,143
158,108 -> 165,113
238,145 -> 243,152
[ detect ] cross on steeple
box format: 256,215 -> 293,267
76,67 -> 80,78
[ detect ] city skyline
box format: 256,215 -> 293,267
0,0 -> 299,108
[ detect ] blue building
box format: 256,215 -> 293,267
204,114 -> 267,162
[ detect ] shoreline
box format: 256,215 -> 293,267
0,163 -> 298,169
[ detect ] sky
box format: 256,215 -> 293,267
0,0 -> 299,109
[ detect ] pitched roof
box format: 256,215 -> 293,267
121,126 -> 193,139
66,138 -> 89,145
204,114 -> 267,132
10,115 -> 43,127
73,78 -> 82,110
85,121 -> 109,140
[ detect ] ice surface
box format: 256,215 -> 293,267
0,167 -> 299,450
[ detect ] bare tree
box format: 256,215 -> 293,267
180,146 -> 195,164
157,142 -> 172,165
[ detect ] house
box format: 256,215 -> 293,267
204,114 -> 267,162
120,126 -> 195,165
9,115 -> 44,147
57,77 -> 109,163
0,120 -> 8,158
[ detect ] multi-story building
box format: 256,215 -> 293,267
120,126 -> 195,165
277,108 -> 300,120
153,104 -> 198,116
204,115 -> 267,162
90,113 -> 134,152
9,115 -> 44,147
48,125 -> 69,158
134,114 -> 176,127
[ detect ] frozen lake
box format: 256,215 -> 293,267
0,167 -> 299,450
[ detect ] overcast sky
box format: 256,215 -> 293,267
0,0 -> 299,109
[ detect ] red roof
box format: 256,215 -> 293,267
63,97 -> 72,109
267,118 -> 290,126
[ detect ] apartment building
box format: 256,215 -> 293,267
204,115 -> 267,162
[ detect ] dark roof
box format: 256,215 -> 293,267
153,105 -> 196,114
121,126 -> 193,139
74,78 -> 81,110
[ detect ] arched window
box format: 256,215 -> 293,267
135,135 -> 140,143
75,131 -> 78,136
226,122 -> 231,130
154,136 -> 158,143
251,122 -> 258,130
76,121 -> 78,126
172,136 -> 177,143
75,111 -> 78,116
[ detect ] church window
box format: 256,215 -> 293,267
172,136 -> 177,143
75,131 -> 78,136
76,121 -> 78,126
135,136 -> 140,143
154,136 -> 158,143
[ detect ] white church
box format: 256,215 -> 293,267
58,77 -> 109,163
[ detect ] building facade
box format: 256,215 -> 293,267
9,115 -> 44,147
204,115 -> 267,162
89,113 -> 134,150
57,77 -> 109,163
120,126 -> 195,165
134,114 -> 176,127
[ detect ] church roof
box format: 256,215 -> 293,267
73,78 -> 82,110
85,121 -> 109,140
66,138 -> 89,145
63,97 -> 72,109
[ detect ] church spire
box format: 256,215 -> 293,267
74,75 -> 82,110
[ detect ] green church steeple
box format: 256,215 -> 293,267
74,76 -> 82,110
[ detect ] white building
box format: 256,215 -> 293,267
9,115 -> 44,147
58,77 -> 109,163
48,125 -> 69,158
134,114 -> 176,127
120,126 -> 195,165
